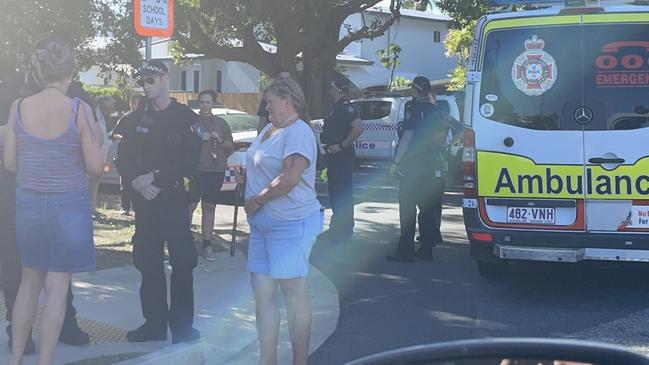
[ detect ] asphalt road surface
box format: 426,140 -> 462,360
308,165 -> 649,364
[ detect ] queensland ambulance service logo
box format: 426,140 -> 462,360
511,35 -> 557,96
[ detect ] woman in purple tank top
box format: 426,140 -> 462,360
2,39 -> 102,365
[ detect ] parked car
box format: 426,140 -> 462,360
100,109 -> 259,193
312,95 -> 461,161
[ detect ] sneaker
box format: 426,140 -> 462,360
7,325 -> 35,355
59,323 -> 90,346
172,328 -> 200,344
414,248 -> 434,261
203,245 -> 216,262
385,253 -> 415,263
127,323 -> 167,343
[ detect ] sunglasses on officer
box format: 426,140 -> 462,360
136,76 -> 159,87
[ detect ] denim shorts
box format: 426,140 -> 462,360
15,187 -> 96,273
247,209 -> 324,279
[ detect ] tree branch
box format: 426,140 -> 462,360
336,2 -> 401,54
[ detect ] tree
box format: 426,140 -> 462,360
0,0 -> 96,80
403,0 -> 431,11
166,0 -> 429,117
91,0 -> 429,115
444,20 -> 475,91
376,43 -> 402,91
435,0 -> 489,27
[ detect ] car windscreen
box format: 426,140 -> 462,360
351,101 -> 392,120
220,114 -> 259,133
480,25 -> 581,130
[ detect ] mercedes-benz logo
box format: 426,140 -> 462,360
574,106 -> 593,125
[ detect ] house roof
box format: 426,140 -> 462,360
367,6 -> 451,21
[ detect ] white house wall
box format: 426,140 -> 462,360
340,11 -> 457,88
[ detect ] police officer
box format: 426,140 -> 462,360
387,76 -> 448,263
320,74 -> 363,241
0,61 -> 92,352
115,61 -> 202,344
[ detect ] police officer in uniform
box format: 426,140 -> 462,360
115,61 -> 202,344
320,74 -> 363,241
387,76 -> 448,263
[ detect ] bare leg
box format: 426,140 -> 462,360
251,273 -> 279,365
279,278 -> 311,365
10,268 -> 46,365
37,272 -> 72,365
201,202 -> 216,242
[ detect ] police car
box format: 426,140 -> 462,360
462,0 -> 649,277
312,95 -> 461,160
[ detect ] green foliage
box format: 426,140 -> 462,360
83,85 -> 137,112
391,76 -> 411,89
403,0 -> 431,11
434,0 -> 489,27
444,21 -> 475,91
259,73 -> 271,91
377,43 -> 402,91
0,0 -> 96,79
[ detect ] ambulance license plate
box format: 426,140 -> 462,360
506,207 -> 555,224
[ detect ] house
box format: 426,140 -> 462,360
80,7 -> 455,95
340,7 -> 455,91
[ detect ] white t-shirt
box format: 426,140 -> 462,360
245,120 -> 320,221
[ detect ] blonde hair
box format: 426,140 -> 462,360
265,78 -> 309,123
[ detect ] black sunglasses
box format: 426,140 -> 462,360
136,77 -> 157,87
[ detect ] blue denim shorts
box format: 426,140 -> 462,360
15,187 -> 96,273
247,209 -> 324,279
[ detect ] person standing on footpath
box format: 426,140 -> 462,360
3,39 -> 103,365
386,76 -> 448,263
242,77 -> 323,365
112,94 -> 144,216
319,74 -> 363,242
89,95 -> 114,215
188,89 -> 234,262
115,61 -> 202,344
0,41 -> 94,356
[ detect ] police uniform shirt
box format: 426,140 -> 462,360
402,99 -> 445,168
115,100 -> 201,191
321,97 -> 359,146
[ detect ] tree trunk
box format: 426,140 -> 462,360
302,53 -> 337,120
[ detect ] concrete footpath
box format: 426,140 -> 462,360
0,245 -> 339,364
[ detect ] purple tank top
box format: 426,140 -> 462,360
14,98 -> 89,192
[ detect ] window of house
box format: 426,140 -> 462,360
217,70 -> 222,93
434,31 -> 441,43
193,70 -> 200,93
181,71 -> 187,91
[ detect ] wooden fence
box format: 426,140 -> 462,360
170,91 -> 262,115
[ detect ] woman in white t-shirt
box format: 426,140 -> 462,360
243,77 -> 323,365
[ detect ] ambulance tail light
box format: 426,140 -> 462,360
462,128 -> 477,198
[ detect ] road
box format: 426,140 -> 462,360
308,165 -> 649,364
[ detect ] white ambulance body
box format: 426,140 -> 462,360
312,95 -> 460,160
462,0 -> 649,277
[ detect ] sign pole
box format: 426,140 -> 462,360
146,37 -> 152,62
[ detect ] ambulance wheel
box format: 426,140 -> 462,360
476,261 -> 507,278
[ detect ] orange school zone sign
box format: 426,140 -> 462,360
134,0 -> 174,37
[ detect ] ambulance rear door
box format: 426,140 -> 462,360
475,15 -> 587,232
580,13 -> 649,238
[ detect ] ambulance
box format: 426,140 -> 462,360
462,0 -> 649,277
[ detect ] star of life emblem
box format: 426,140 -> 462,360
511,36 -> 557,96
